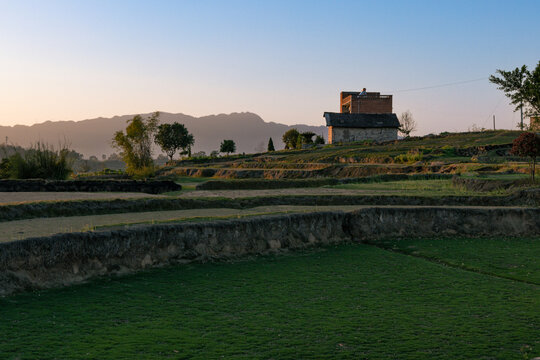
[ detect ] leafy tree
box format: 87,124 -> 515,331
155,122 -> 194,161
490,62 -> 540,129
296,133 -> 303,149
398,110 -> 417,137
267,137 -> 275,152
113,112 -> 159,174
314,135 -> 325,145
220,139 -> 236,155
300,132 -> 315,144
510,132 -> 540,181
282,129 -> 300,149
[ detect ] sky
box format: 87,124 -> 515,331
0,0 -> 539,134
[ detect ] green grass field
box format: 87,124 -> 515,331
328,179 -> 507,196
1,236 -> 538,359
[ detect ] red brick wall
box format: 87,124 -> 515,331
351,97 -> 392,113
340,93 -> 393,114
328,126 -> 333,143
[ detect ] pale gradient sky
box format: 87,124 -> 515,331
0,0 -> 539,134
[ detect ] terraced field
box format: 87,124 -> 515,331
1,130 -> 538,359
1,238 -> 538,359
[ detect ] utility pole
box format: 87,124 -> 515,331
520,104 -> 524,130
493,115 -> 496,131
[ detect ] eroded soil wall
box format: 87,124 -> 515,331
1,207 -> 539,296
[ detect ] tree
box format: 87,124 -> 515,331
296,133 -> 304,149
300,132 -> 315,144
181,133 -> 195,158
510,132 -> 540,182
398,110 -> 417,137
282,129 -> 300,149
267,138 -> 275,152
113,112 -> 159,174
490,62 -> 540,129
220,139 -> 236,155
155,122 -> 194,161
314,135 -> 325,145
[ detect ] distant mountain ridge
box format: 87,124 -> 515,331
0,112 -> 327,157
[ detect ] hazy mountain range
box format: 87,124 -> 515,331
0,112 -> 327,158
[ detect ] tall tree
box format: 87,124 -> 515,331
282,129 -> 300,150
113,112 -> 159,174
220,139 -> 236,155
490,62 -> 540,129
155,122 -> 190,161
267,137 -> 275,152
398,110 -> 417,137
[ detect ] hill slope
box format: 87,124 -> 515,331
0,112 -> 327,157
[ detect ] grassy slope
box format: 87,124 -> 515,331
164,130 -> 521,169
328,179 -> 505,196
277,130 -> 520,163
1,237 -> 538,360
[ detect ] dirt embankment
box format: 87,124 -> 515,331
452,176 -> 534,192
1,188 -> 538,222
0,180 -> 181,194
1,207 -> 538,296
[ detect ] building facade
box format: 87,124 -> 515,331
324,91 -> 399,143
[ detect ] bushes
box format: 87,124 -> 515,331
394,150 -> 423,164
0,142 -> 73,180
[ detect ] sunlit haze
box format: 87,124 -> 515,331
1,0 -> 539,134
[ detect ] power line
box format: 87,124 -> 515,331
386,77 -> 488,93
480,95 -> 506,129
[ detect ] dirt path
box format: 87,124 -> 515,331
0,192 -> 165,205
0,205 -> 366,242
0,188 -> 396,205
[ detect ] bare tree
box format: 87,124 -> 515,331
399,111 -> 417,137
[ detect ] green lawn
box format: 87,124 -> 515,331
1,237 -> 538,359
372,236 -> 540,284
328,179 -> 507,196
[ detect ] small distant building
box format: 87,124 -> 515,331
324,91 -> 400,143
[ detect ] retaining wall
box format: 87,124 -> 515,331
1,207 -> 539,296
0,179 -> 181,194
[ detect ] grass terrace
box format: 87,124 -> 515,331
1,236 -> 539,359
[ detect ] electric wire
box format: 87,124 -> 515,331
384,77 -> 488,93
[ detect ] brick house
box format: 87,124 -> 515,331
324,91 -> 400,143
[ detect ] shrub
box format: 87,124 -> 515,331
130,166 -> 156,180
440,145 -> 456,156
394,150 -> 423,164
1,142 -> 73,179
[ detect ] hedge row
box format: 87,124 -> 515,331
195,173 -> 454,190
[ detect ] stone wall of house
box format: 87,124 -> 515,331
1,206 -> 539,296
330,127 -> 397,143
